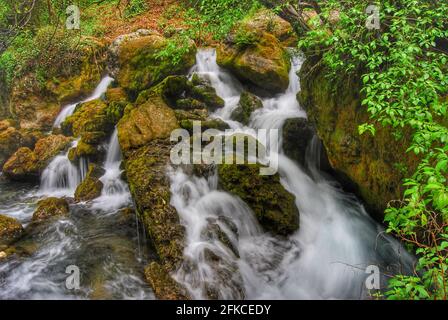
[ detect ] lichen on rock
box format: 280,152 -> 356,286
0,214 -> 24,246
32,197 -> 70,222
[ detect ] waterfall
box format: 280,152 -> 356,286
53,76 -> 114,128
91,128 -> 131,211
39,140 -> 82,197
170,49 -> 415,299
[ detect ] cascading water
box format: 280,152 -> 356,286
91,128 -> 131,211
0,77 -> 152,299
53,76 -> 114,128
169,49 -> 414,299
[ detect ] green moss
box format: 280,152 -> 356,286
33,197 -> 69,222
230,91 -> 263,125
218,163 -> 299,236
0,214 -> 24,246
144,262 -> 189,300
74,164 -> 104,202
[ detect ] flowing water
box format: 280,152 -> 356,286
170,49 -> 415,299
0,49 -> 414,300
0,78 -> 153,299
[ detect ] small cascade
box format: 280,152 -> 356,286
91,128 -> 131,211
170,49 -> 415,299
39,140 -> 83,197
53,76 -> 114,128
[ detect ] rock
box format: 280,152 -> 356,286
0,121 -> 40,167
105,87 -> 129,125
218,163 -> 299,236
189,84 -> 225,111
2,147 -> 39,181
282,117 -> 315,166
230,91 -> 263,125
68,141 -> 98,162
297,61 -> 419,218
109,30 -> 197,95
0,214 -> 24,245
179,118 -> 230,134
144,262 -> 189,300
61,99 -> 113,138
32,197 -> 70,222
123,140 -> 185,271
217,19 -> 291,94
2,135 -> 71,181
244,9 -> 298,47
74,164 -> 105,202
117,94 -> 178,153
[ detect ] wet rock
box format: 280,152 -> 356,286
282,117 -> 315,166
75,164 -> 105,202
68,141 -> 98,162
297,60 -> 420,218
218,163 -> 299,236
108,30 -> 196,95
0,214 -> 24,246
117,95 -> 178,153
216,14 -> 291,94
144,262 -> 189,300
201,219 -> 239,258
2,135 -> 71,181
230,91 -> 263,125
32,197 -> 70,222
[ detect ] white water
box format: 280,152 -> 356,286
91,128 -> 131,211
170,49 -> 414,299
53,76 -> 114,128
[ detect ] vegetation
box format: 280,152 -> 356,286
285,0 -> 448,299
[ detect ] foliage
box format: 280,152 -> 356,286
124,0 -> 148,19
297,0 -> 448,299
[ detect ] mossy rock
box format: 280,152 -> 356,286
123,140 -> 185,271
218,163 -> 299,236
75,164 -> 105,202
68,141 -> 98,162
32,197 -> 70,222
179,118 -> 230,134
217,31 -> 290,94
189,84 -> 225,111
0,214 -> 24,246
2,147 -> 39,181
230,91 -> 263,125
0,124 -> 39,167
2,134 -> 71,181
282,117 -> 315,167
61,99 -> 113,138
114,33 -> 197,95
144,262 -> 189,300
117,95 -> 179,154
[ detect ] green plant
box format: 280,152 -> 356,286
234,29 -> 258,48
298,0 -> 448,299
124,0 -> 147,19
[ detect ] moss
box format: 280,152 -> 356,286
68,141 -> 98,162
0,214 -> 24,246
32,197 -> 69,222
230,91 -> 263,125
2,147 -> 39,181
75,164 -> 104,202
144,262 -> 189,300
33,134 -> 71,163
179,118 -> 230,134
282,118 -> 315,167
217,163 -> 299,236
116,34 -> 197,95
217,32 -> 291,94
297,61 -> 420,218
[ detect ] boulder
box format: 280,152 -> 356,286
218,163 -> 299,236
0,214 -> 24,246
117,95 -> 178,154
32,197 -> 70,222
109,30 -> 197,95
282,117 -> 315,166
74,164 -> 105,202
144,262 -> 189,300
230,91 -> 263,125
2,135 -> 71,181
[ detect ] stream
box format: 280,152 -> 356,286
0,49 -> 414,300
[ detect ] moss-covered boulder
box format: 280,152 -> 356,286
282,117 -> 315,166
144,262 -> 189,300
32,197 -> 70,222
68,141 -> 98,162
230,91 -> 263,125
217,11 -> 292,95
75,164 -> 105,202
0,214 -> 24,246
117,95 -> 178,153
218,163 -> 299,236
0,121 -> 40,167
109,30 -> 196,95
297,61 -> 419,218
2,135 -> 71,181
